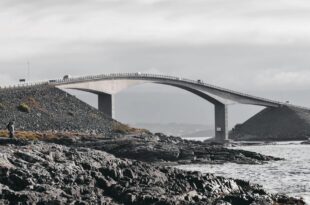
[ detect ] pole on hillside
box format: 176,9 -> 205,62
27,60 -> 30,81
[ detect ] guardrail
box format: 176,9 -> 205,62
1,72 -> 309,110
50,73 -> 285,106
0,81 -> 49,90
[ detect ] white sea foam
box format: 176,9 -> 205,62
177,141 -> 310,202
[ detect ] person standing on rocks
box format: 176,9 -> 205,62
7,120 -> 15,138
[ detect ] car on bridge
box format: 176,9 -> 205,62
135,72 -> 141,76
63,75 -> 71,80
197,79 -> 203,84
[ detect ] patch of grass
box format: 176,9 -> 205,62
16,131 -> 40,140
0,130 -> 8,138
40,131 -> 84,140
0,130 -> 39,140
0,102 -> 5,110
25,97 -> 39,107
25,97 -> 48,113
0,130 -> 87,141
112,122 -> 150,134
17,103 -> 30,113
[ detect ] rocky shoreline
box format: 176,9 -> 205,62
34,132 -> 282,165
0,85 -> 306,204
0,138 -> 305,205
301,140 -> 310,144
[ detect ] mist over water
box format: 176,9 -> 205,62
177,141 -> 310,204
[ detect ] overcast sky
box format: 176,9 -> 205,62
1,0 -> 310,127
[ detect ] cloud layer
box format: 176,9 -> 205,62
1,0 -> 310,124
2,0 -> 310,61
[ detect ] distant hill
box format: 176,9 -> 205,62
230,105 -> 310,141
0,85 -> 114,134
132,122 -> 214,137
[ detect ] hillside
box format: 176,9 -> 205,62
0,85 -> 114,134
230,105 -> 310,141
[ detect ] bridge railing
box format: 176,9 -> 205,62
4,72 -> 310,109
0,81 -> 49,90
49,73 -> 286,105
0,72 -> 280,105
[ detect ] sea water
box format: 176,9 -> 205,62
177,140 -> 310,204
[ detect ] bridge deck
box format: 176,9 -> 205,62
1,73 -> 308,110
51,73 -> 284,107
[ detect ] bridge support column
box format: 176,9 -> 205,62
98,93 -> 114,118
214,103 -> 228,141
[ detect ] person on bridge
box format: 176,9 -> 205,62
6,120 -> 15,138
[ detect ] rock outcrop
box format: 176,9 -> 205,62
42,132 -> 281,165
0,139 -> 305,205
301,140 -> 310,145
230,105 -> 310,141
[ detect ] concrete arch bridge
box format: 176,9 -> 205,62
51,73 -> 288,142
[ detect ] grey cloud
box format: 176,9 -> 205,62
0,0 -> 132,22
1,0 -> 310,126
1,41 -> 310,126
3,0 -> 310,23
2,42 -> 310,91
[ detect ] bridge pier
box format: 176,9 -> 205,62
97,92 -> 228,141
214,103 -> 228,141
98,93 -> 114,118
54,73 -> 284,144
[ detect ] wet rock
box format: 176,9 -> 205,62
0,139 -> 304,205
123,168 -> 136,179
301,140 -> 310,144
63,133 -> 282,165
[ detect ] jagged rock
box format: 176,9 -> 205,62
63,133 -> 281,165
301,140 -> 310,144
0,139 -> 304,205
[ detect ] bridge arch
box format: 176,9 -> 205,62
58,80 -> 228,141
53,73 -> 284,142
